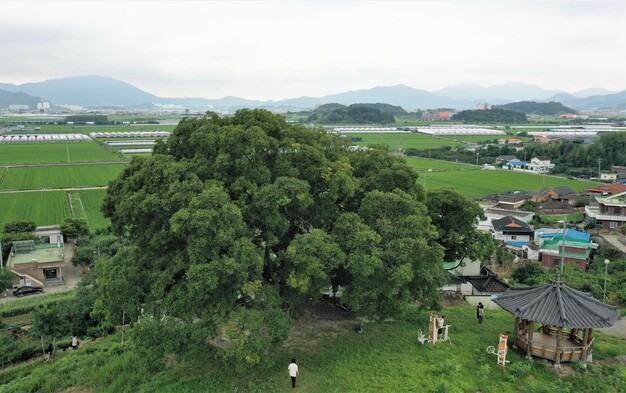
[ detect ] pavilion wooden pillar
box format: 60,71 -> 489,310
581,328 -> 590,362
526,320 -> 534,359
555,326 -> 563,367
514,317 -> 521,348
587,329 -> 594,362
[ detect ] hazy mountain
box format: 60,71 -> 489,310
303,84 -> 455,110
6,76 -> 159,107
434,82 -> 564,102
555,91 -> 626,111
573,87 -> 617,98
0,89 -> 42,109
1,76 -> 622,111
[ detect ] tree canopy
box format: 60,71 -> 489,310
451,108 -> 527,123
99,109 -> 485,366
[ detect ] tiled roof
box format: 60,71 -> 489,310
492,216 -> 533,233
587,184 -> 626,194
463,274 -> 510,294
446,271 -> 467,285
493,280 -> 620,328
538,200 -> 575,211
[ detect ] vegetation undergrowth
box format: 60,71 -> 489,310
0,305 -> 623,393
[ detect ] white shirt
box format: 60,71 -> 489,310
288,363 -> 299,377
437,318 -> 444,328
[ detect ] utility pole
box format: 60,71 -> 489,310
598,158 -> 602,178
560,216 -> 566,275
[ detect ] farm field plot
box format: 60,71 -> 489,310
0,164 -> 125,190
0,189 -> 109,229
73,189 -> 110,230
0,143 -> 120,164
0,191 -> 69,227
419,168 -> 601,199
404,156 -> 478,172
348,133 -> 465,150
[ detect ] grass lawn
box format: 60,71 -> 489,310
0,143 -> 120,164
0,164 -> 124,190
0,305 -> 623,392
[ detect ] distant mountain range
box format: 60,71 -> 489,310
0,76 -> 624,112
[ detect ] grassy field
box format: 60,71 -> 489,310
404,156 -> 479,172
406,158 -> 601,199
348,132 -> 466,151
73,189 -> 110,230
0,189 -> 109,230
0,304 -> 623,392
0,164 -> 124,190
0,143 -> 121,164
0,191 -> 69,226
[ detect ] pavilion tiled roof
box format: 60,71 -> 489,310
493,279 -> 619,328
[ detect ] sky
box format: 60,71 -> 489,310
0,0 -> 624,100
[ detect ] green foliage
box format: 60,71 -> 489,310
99,109 -> 450,366
307,103 -> 402,124
2,221 -> 36,234
65,114 -> 108,125
426,189 -> 494,263
452,108 -> 527,123
60,217 -> 89,240
0,268 -> 12,293
511,261 -> 547,285
522,131 -> 626,176
494,101 -> 577,116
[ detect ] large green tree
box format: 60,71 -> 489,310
100,109 -> 447,367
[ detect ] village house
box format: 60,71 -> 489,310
585,190 -> 626,231
524,228 -> 594,270
6,240 -> 65,288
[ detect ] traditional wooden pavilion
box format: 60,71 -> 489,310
493,278 -> 619,367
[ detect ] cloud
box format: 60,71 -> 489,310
0,0 -> 624,99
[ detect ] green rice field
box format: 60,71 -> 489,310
347,132 -> 533,151
348,132 -> 466,150
0,143 -> 121,164
415,165 -> 601,199
0,189 -> 109,230
404,156 -> 478,172
0,191 -> 69,226
0,164 -> 125,190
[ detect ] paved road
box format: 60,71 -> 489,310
600,234 -> 626,254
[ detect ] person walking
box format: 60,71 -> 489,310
477,302 -> 484,324
288,358 -> 299,388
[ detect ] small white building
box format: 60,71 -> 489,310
33,225 -> 64,244
600,173 -> 617,182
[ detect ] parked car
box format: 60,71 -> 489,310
12,286 -> 43,297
